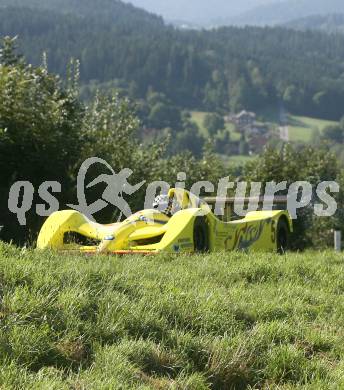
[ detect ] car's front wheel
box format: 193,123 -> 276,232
193,216 -> 209,252
277,217 -> 290,254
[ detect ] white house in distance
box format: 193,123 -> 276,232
232,110 -> 256,131
225,109 -> 271,153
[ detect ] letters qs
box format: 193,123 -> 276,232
8,181 -> 61,225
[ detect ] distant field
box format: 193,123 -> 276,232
257,110 -> 338,143
288,115 -> 337,142
228,154 -> 256,164
1,243 -> 344,388
191,111 -> 239,140
219,154 -> 257,166
191,111 -> 208,136
192,110 -> 338,145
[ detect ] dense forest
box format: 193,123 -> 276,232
285,14 -> 344,33
0,36 -> 343,249
232,0 -> 344,26
0,1 -> 344,119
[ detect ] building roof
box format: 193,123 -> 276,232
235,110 -> 256,119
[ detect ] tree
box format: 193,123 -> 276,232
0,36 -> 23,66
239,134 -> 249,155
283,85 -> 303,110
2,7 -> 344,119
0,39 -> 158,242
148,102 -> 182,130
172,123 -> 205,158
229,77 -> 251,113
203,113 -> 225,137
203,70 -> 228,111
0,39 -> 84,242
244,144 -> 339,249
322,125 -> 344,144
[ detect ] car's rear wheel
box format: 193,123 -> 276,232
277,218 -> 290,254
193,216 -> 209,252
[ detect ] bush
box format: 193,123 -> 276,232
244,144 -> 340,249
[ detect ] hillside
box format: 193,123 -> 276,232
123,0 -> 278,26
232,0 -> 344,26
1,2 -> 344,119
0,0 -> 163,24
1,243 -> 344,388
285,14 -> 344,33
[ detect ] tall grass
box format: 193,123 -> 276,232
0,242 -> 344,389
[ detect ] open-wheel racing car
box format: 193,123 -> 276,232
37,188 -> 293,254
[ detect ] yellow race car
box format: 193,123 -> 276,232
37,188 -> 293,254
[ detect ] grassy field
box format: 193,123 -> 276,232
1,243 -> 344,389
191,111 -> 238,140
218,154 -> 257,166
191,110 -> 338,144
288,115 -> 337,143
191,111 -> 208,137
253,107 -> 337,142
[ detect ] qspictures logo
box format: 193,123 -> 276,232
7,157 -> 340,226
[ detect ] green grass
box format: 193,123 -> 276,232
1,243 -> 344,388
255,107 -> 338,143
192,110 -> 338,145
218,154 -> 257,168
191,111 -> 240,141
225,122 -> 240,141
191,111 -> 209,137
288,115 -> 338,143
227,154 -> 256,165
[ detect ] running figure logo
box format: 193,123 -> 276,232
68,157 -> 145,220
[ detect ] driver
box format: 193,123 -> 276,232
153,194 -> 180,217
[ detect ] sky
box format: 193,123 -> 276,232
124,0 -> 279,25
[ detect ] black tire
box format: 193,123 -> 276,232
277,218 -> 290,254
193,216 -> 209,253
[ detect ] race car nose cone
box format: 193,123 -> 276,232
98,235 -> 115,253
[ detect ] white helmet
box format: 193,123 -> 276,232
153,194 -> 180,216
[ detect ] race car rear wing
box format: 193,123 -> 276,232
203,195 -> 288,222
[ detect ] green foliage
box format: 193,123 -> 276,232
244,144 -> 338,185
80,94 -> 140,166
1,244 -> 344,388
322,122 -> 344,144
203,113 -> 225,137
0,37 -> 85,241
172,125 -> 205,158
0,0 -> 165,27
229,77 -> 251,113
133,90 -> 184,132
244,144 -> 340,249
0,38 -> 226,243
285,13 -> 344,34
0,36 -> 23,66
148,102 -> 182,130
0,3 -> 344,118
283,85 -> 304,111
152,149 -> 225,195
239,135 -> 249,156
1,33 -> 344,253
203,70 -> 228,111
